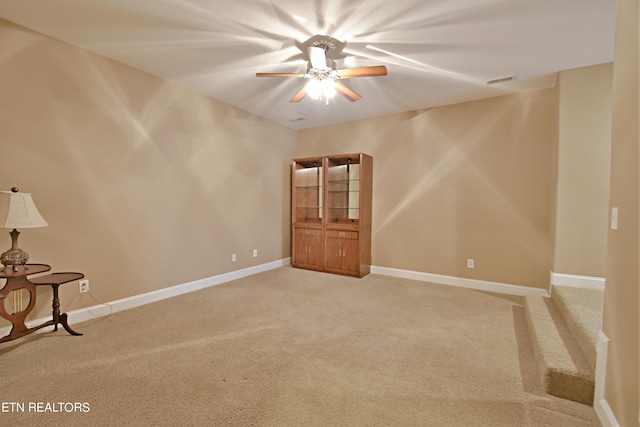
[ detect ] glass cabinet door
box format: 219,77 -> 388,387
292,158 -> 323,224
326,156 -> 360,225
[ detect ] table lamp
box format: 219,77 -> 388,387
0,187 -> 48,272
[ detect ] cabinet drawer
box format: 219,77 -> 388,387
295,228 -> 322,237
326,230 -> 358,240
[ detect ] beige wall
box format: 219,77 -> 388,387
603,0 -> 640,424
555,64 -> 613,277
0,20 -> 297,323
297,90 -> 558,289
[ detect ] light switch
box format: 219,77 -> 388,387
611,207 -> 618,230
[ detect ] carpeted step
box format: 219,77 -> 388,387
551,286 -> 603,371
524,295 -> 594,405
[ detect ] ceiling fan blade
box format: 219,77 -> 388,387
336,65 -> 388,79
308,46 -> 328,70
334,81 -> 361,102
256,72 -> 306,78
290,87 -> 307,103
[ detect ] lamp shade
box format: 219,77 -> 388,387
0,189 -> 48,229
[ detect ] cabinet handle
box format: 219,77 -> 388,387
339,232 -> 345,237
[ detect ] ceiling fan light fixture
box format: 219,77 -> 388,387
321,79 -> 336,99
306,77 -> 336,101
306,79 -> 321,99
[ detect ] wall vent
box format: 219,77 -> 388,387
486,75 -> 517,85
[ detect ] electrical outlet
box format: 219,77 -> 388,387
467,259 -> 475,269
232,253 -> 236,262
253,249 -> 258,258
79,279 -> 89,294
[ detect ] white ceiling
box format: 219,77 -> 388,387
0,0 -> 615,130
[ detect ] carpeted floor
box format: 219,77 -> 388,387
0,266 -> 600,426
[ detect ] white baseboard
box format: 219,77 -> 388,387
371,265 -> 549,297
3,260 -> 545,337
3,263 -> 598,335
594,331 -> 620,427
0,258 -> 291,337
551,272 -> 605,290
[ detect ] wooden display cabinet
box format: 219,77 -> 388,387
291,153 -> 372,277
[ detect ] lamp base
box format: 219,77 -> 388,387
0,229 -> 29,272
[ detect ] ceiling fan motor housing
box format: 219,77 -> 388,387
301,35 -> 346,60
307,58 -> 337,73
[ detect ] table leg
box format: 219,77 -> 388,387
0,277 -> 38,342
50,284 -> 82,336
59,313 -> 82,336
51,284 -> 60,331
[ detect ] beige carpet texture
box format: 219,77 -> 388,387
0,266 -> 600,426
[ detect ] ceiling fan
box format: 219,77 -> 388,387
256,35 -> 387,103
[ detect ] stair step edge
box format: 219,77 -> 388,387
524,295 -> 595,405
550,286 -> 603,370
